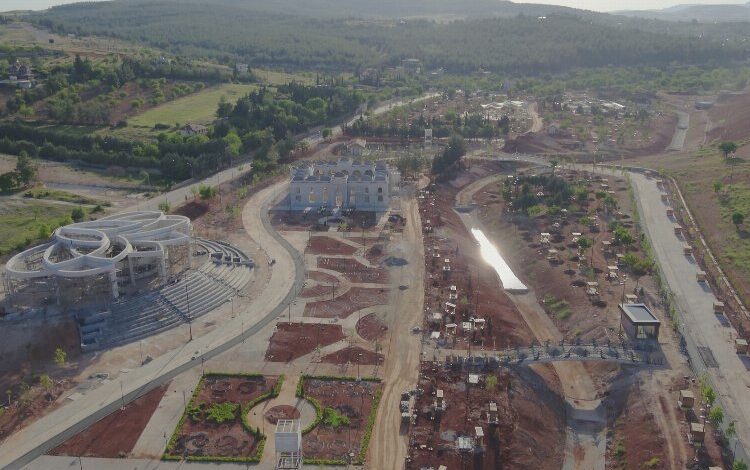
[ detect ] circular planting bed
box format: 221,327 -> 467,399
264,405 -> 301,424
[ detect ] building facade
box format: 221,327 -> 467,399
289,158 -> 399,211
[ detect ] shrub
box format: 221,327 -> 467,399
70,206 -> 85,222
322,407 -> 351,428
53,347 -> 67,367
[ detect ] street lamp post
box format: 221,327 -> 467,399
186,280 -> 192,341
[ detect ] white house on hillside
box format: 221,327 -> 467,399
289,158 -> 399,212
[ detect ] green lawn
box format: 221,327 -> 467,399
0,200 -> 84,254
22,187 -> 105,206
253,68 -> 314,86
128,83 -> 257,128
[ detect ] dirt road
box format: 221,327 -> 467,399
527,101 -> 544,134
369,196 -> 425,470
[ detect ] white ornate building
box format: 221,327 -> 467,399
288,158 -> 399,211
4,211 -> 192,310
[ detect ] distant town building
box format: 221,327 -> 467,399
1,60 -> 35,89
289,158 -> 400,211
181,123 -> 209,137
236,63 -> 249,73
8,60 -> 32,81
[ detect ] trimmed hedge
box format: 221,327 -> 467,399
354,389 -> 382,465
303,458 -> 348,465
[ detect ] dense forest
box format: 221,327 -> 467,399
0,83 -> 362,181
31,0 -> 749,74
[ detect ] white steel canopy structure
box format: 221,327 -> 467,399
4,211 -> 191,310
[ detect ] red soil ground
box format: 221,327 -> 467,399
306,236 -> 357,256
301,378 -> 383,462
406,364 -> 565,470
265,323 -> 345,362
708,91 -> 750,142
303,287 -> 389,319
321,346 -> 384,366
317,257 -> 388,284
51,384 -> 169,458
167,375 -> 277,460
264,405 -> 300,425
356,313 -> 388,342
299,271 -> 340,298
420,181 -> 535,349
173,201 -> 209,220
474,171 -> 653,341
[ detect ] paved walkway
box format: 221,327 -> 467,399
5,181 -> 303,470
245,375 -> 316,466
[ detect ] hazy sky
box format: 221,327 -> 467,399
1,0 -> 747,13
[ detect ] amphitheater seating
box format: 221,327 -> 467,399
79,238 -> 253,351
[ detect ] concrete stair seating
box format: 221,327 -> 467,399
80,239 -> 253,351
195,238 -> 253,267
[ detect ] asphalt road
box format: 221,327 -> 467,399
629,170 -> 750,461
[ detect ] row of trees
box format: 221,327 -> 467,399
0,83 -> 362,183
347,112 -> 509,140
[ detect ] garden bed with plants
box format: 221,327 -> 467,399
163,373 -> 282,463
296,375 -> 382,465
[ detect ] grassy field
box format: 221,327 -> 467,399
127,83 -> 257,129
253,68 -> 314,86
0,200 -> 88,254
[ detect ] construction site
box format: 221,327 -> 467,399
1,124 -> 749,470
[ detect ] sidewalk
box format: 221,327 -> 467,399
4,181 -> 302,470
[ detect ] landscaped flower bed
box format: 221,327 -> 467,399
296,375 -> 382,465
163,373 -> 282,463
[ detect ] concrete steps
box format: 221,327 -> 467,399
79,238 -> 254,351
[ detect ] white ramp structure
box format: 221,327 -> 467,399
4,211 -> 191,310
275,419 -> 302,469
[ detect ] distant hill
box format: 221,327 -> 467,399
617,3 -> 750,22
217,0 -> 585,19
28,0 -> 749,74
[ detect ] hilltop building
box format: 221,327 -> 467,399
289,158 -> 399,211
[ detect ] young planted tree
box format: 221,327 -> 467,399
719,141 -> 738,160
708,406 -> 724,428
54,347 -> 67,367
732,212 -> 744,229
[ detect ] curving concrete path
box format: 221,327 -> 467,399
245,376 -> 316,466
3,180 -> 304,470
